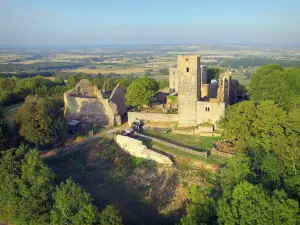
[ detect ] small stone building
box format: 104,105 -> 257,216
64,79 -> 127,126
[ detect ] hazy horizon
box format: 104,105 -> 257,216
1,0 -> 300,45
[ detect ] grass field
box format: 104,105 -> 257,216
144,130 -> 222,151
153,141 -> 228,166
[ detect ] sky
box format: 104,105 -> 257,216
0,0 -> 300,45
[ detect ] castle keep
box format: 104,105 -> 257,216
128,55 -> 238,128
64,79 -> 127,126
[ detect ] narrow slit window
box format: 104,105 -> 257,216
205,106 -> 210,112
186,67 -> 189,72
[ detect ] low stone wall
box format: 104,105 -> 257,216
136,133 -> 208,158
115,135 -> 173,165
128,112 -> 178,125
173,125 -> 214,137
210,147 -> 234,158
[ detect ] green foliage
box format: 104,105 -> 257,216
15,148 -> 55,224
207,68 -> 221,83
217,181 -> 299,225
220,153 -> 251,192
0,76 -> 67,106
219,100 -> 287,149
158,79 -> 169,89
99,205 -> 122,225
15,95 -> 65,146
179,186 -> 217,225
248,65 -> 300,111
50,178 -> 99,225
0,145 -> 55,224
158,67 -> 169,75
0,110 -> 9,150
126,77 -> 159,108
67,75 -> 82,89
167,95 -> 178,104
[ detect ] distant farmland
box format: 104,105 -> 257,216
70,67 -> 147,74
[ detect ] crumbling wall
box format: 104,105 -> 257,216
115,135 -> 173,165
109,84 -> 127,116
64,94 -> 115,126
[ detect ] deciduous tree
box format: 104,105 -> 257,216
126,77 -> 159,109
51,178 -> 99,225
15,95 -> 65,147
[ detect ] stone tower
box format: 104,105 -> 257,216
177,55 -> 201,127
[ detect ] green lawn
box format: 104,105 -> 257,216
144,130 -> 222,151
152,141 -> 228,166
2,101 -> 24,120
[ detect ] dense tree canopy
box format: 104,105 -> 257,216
248,65 -> 300,111
51,178 -> 99,225
217,181 -> 299,225
0,76 -> 67,106
99,205 -> 123,225
0,111 -> 9,150
15,95 -> 65,146
0,144 -> 123,225
0,145 -> 54,224
126,77 -> 159,109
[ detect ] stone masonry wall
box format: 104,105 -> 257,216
128,112 -> 178,125
64,94 -> 115,125
109,85 -> 127,116
115,135 -> 173,165
169,68 -> 178,92
178,55 -> 200,127
197,102 -> 225,125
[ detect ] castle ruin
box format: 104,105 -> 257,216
64,79 -> 127,126
128,55 -> 238,128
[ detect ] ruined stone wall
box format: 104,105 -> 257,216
109,85 -> 127,116
209,83 -> 218,98
64,94 -> 115,126
197,102 -> 225,125
169,68 -> 178,92
200,65 -> 208,84
201,84 -> 209,98
178,55 -> 200,127
128,112 -> 178,125
115,135 -> 173,165
76,79 -> 96,96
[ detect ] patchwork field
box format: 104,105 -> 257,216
70,68 -> 147,74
